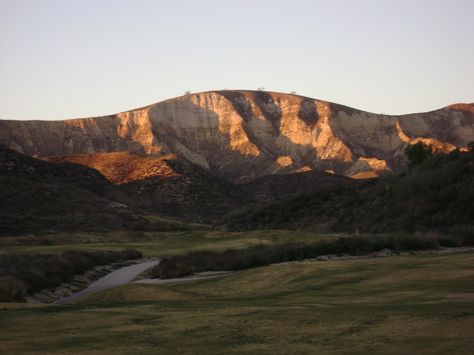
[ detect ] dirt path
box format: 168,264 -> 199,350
56,259 -> 160,304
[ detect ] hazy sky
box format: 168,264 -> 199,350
1,0 -> 473,120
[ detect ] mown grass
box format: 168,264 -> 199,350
154,233 -> 465,278
1,252 -> 473,354
0,229 -> 333,257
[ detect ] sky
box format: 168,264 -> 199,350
0,0 -> 473,120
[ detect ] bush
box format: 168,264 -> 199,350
0,276 -> 26,302
467,141 -> 474,153
449,225 -> 474,245
392,234 -> 439,251
151,233 -> 466,279
0,249 -> 142,302
405,142 -> 433,166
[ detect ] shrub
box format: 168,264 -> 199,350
467,141 -> 474,153
449,225 -> 474,245
405,142 -> 433,166
0,249 -> 142,302
0,276 -> 26,302
151,233 -> 465,279
392,234 -> 439,251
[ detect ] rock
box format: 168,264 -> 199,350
108,201 -> 128,209
0,91 -> 472,182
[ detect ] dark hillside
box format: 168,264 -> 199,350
47,152 -> 353,223
240,169 -> 354,201
221,150 -> 474,234
0,145 -> 170,235
48,152 -> 252,223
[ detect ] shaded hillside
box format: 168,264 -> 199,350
118,155 -> 251,223
240,169 -> 354,201
221,150 -> 474,233
0,91 -> 472,182
46,151 -> 361,223
47,152 -> 251,223
4,146 -> 354,234
0,145 -> 175,235
47,152 -> 357,224
3,142 -> 473,236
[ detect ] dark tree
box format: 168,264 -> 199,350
467,141 -> 474,153
405,142 -> 433,165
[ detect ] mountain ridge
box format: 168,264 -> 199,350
4,90 -> 472,121
1,90 -> 473,182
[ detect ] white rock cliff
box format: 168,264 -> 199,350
0,90 -> 473,182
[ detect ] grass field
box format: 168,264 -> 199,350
1,252 -> 473,354
0,230 -> 334,256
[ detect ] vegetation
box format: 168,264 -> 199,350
467,141 -> 474,152
1,252 -> 473,353
0,230 -> 331,257
222,150 -> 474,233
4,141 -> 473,237
152,233 -> 472,279
405,141 -> 434,165
0,249 -> 142,302
0,145 -> 184,236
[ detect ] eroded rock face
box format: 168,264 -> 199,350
0,91 -> 473,182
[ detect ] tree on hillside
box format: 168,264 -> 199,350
467,141 -> 474,153
405,142 -> 433,166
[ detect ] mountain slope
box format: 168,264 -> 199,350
1,91 -> 472,182
0,145 -> 176,235
240,169 -> 354,201
45,152 -> 182,184
47,152 -> 251,223
3,147 -> 353,231
221,150 -> 474,233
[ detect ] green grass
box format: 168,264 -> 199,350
0,230 -> 334,257
1,252 -> 473,354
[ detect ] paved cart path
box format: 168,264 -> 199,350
57,259 -> 159,304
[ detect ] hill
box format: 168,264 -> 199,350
0,91 -> 472,183
0,145 -> 176,235
47,152 -> 250,223
46,151 -> 353,223
221,150 -> 474,234
1,146 -> 356,234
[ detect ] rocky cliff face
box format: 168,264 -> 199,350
1,91 -> 473,182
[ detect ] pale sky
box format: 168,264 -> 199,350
0,0 -> 473,120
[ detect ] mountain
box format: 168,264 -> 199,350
221,150 -> 474,234
239,169 -> 354,202
1,91 -> 473,182
0,145 -> 180,235
0,145 -> 352,234
46,152 -> 250,223
46,151 -> 352,223
1,91 -> 473,235
2,144 -> 473,236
